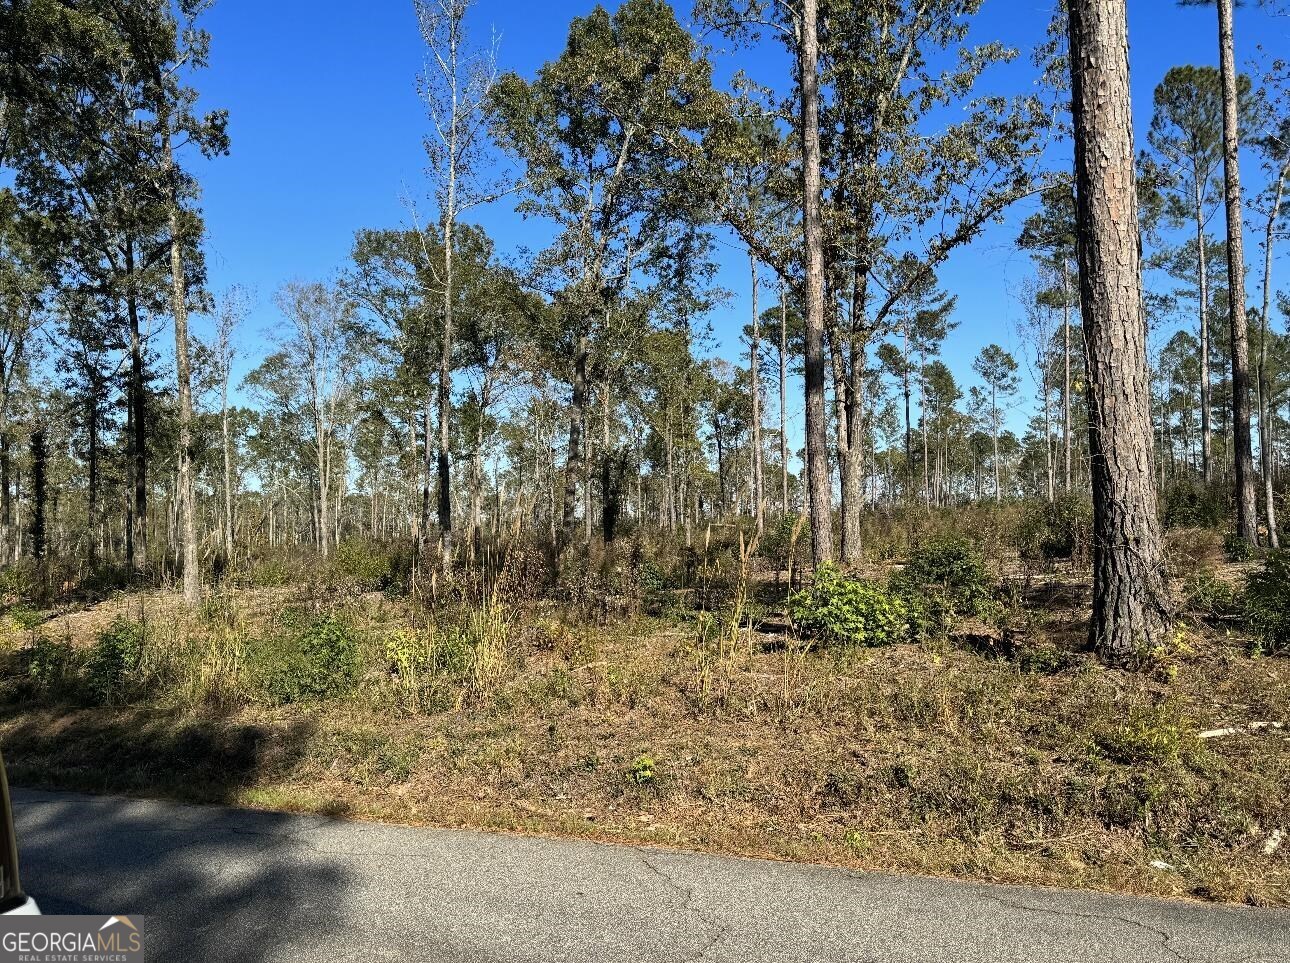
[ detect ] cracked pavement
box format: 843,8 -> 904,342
11,789 -> 1288,962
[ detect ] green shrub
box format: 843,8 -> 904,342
1091,703 -> 1201,768
331,539 -> 392,591
894,535 -> 996,619
85,618 -> 146,704
1244,551 -> 1290,653
1182,571 -> 1239,619
789,564 -> 909,646
27,635 -> 75,690
626,754 -> 657,786
7,605 -> 44,631
246,557 -> 292,588
1223,531 -> 1258,563
1162,480 -> 1229,529
249,617 -> 362,704
1017,493 -> 1093,562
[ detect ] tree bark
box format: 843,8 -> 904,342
799,0 -> 834,566
778,285 -> 790,514
164,126 -> 200,604
749,252 -> 764,534
28,426 -> 45,561
1257,154 -> 1288,548
1067,0 -> 1172,661
1062,260 -> 1072,492
1195,185 -> 1214,483
560,330 -> 589,548
1215,0 -> 1259,546
124,241 -> 148,574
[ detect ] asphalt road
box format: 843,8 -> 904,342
11,788 -> 1288,962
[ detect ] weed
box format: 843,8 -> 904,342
1244,551 -> 1290,653
626,754 -> 657,786
85,619 -> 146,705
249,617 -> 361,704
789,564 -> 909,647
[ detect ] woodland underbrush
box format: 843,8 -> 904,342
0,503 -> 1285,906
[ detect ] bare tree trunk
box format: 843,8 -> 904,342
1215,0 -> 1259,546
1195,186 -> 1214,483
991,384 -> 1001,503
164,127 -> 200,604
561,331 -> 589,547
1043,362 -> 1054,502
437,213 -> 455,573
1062,260 -> 1073,492
778,285 -> 790,513
29,425 -> 45,561
1067,0 -> 1172,661
799,0 -> 833,566
124,243 -> 148,573
1257,154 -> 1288,548
749,252 -> 764,534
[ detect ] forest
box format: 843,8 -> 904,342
0,0 -> 1287,907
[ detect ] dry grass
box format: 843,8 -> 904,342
0,563 -> 1285,908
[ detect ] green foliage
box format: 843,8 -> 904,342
626,754 -> 657,787
246,557 -> 293,588
0,565 -> 36,607
331,539 -> 393,592
7,605 -> 44,631
1162,481 -> 1229,529
26,635 -> 75,690
1223,531 -> 1258,563
1017,493 -> 1093,562
1182,571 -> 1239,619
249,617 -> 361,704
1244,551 -> 1290,654
894,535 -> 996,619
85,619 -> 146,704
1092,703 -> 1201,768
789,564 -> 910,647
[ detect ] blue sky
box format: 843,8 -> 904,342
190,0 -> 1290,437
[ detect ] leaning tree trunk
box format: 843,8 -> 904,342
799,0 -> 834,566
1215,0 -> 1259,547
1067,0 -> 1172,662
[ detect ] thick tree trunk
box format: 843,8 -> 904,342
799,0 -> 834,566
1215,0 -> 1259,546
1067,0 -> 1172,661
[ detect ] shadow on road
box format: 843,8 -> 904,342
14,790 -> 353,963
